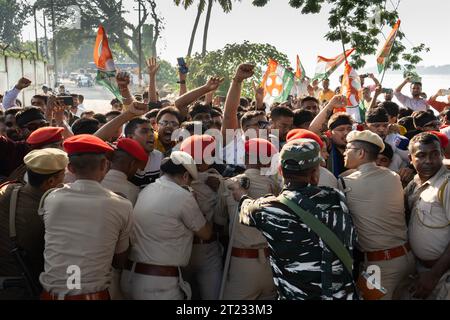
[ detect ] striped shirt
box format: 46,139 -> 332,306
130,150 -> 163,189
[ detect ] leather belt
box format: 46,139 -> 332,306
231,247 -> 270,259
365,243 -> 411,262
193,233 -> 217,244
124,260 -> 179,277
41,289 -> 110,300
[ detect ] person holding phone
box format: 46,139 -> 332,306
427,89 -> 450,113
394,77 -> 429,112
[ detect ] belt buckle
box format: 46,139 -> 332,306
384,249 -> 391,260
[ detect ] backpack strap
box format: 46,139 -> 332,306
37,187 -> 58,218
9,185 -> 22,240
277,194 -> 353,275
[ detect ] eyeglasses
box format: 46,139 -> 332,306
345,147 -> 362,152
158,120 -> 179,128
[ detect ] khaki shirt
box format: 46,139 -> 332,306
130,175 -> 207,267
0,184 -> 45,278
339,162 -> 407,252
191,168 -> 227,226
102,169 -> 140,206
222,168 -> 278,249
39,180 -> 133,295
406,165 -> 450,261
319,166 -> 338,188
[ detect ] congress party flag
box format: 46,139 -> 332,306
93,25 -> 122,101
376,20 -> 401,73
261,59 -> 295,106
312,48 -> 355,81
341,62 -> 364,123
295,54 -> 306,80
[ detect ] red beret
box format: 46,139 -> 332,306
63,134 -> 114,155
26,127 -> 64,147
286,129 -> 324,149
116,138 -> 149,163
431,131 -> 449,149
244,138 -> 278,157
180,135 -> 215,163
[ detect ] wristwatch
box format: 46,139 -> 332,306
177,80 -> 186,84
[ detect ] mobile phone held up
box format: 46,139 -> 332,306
177,57 -> 189,75
57,96 -> 74,107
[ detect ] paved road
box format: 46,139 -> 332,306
62,79 -> 115,114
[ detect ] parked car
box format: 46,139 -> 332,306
77,75 -> 93,87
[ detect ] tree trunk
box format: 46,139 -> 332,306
187,4 -> 203,57
202,0 -> 213,56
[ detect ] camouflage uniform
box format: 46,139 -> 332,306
238,139 -> 358,300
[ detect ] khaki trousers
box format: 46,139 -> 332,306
222,254 -> 276,300
120,269 -> 190,300
182,241 -> 223,300
362,251 -> 416,300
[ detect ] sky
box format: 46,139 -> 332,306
23,0 -> 450,74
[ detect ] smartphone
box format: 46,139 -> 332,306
57,96 -> 74,107
177,57 -> 189,74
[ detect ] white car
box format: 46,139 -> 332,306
77,76 -> 93,87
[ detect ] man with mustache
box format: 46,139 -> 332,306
404,132 -> 450,300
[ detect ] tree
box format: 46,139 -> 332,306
202,0 -> 240,55
0,0 -> 31,46
187,41 -> 290,96
251,0 -> 428,70
173,0 -> 206,57
174,0 -> 241,56
35,0 -> 164,65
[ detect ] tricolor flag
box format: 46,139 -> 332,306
376,20 -> 401,73
93,25 -> 122,101
341,62 -> 364,123
313,48 -> 355,81
295,54 -> 306,80
261,59 -> 295,107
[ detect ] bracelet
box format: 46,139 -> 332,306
177,80 -> 186,84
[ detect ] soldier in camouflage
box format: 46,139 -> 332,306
232,138 -> 358,300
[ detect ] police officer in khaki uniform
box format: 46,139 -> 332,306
179,135 -> 226,300
101,138 -> 148,206
339,130 -> 415,300
39,134 -> 133,300
221,138 -> 278,300
287,129 -> 338,188
0,148 -> 67,299
404,132 -> 450,300
121,151 -> 213,300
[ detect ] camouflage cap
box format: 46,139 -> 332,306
280,138 -> 323,171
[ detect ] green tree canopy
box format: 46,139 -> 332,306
0,0 -> 31,46
251,0 -> 428,71
187,41 -> 290,96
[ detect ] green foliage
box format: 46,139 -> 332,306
187,41 -> 290,96
251,0 -> 428,71
0,0 -> 31,46
155,59 -> 178,92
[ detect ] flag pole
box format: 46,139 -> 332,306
338,21 -> 348,65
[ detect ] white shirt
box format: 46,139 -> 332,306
319,166 -> 338,188
131,149 -> 163,188
102,169 -> 140,206
130,175 -> 206,266
394,92 -> 429,111
39,180 -> 133,295
441,126 -> 450,140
